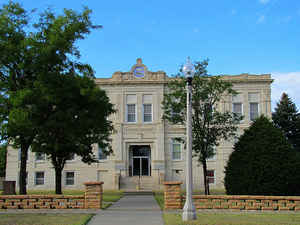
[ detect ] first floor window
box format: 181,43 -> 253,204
143,104 -> 152,122
65,171 -> 75,185
207,170 -> 215,184
35,152 -> 45,161
35,171 -> 44,185
172,140 -> 181,160
127,104 -> 136,122
98,147 -> 107,160
250,103 -> 259,121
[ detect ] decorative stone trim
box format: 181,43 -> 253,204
189,195 -> 300,211
0,195 -> 84,209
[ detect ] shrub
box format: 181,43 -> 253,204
224,116 -> 300,196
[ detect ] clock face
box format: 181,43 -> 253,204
134,66 -> 145,78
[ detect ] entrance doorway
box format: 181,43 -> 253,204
129,145 -> 151,176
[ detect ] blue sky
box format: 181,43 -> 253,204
2,0 -> 300,110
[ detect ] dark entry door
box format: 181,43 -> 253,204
133,157 -> 149,176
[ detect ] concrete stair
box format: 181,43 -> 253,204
120,176 -> 159,191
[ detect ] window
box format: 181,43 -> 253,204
233,103 -> 242,117
65,171 -> 74,185
207,146 -> 216,161
98,147 -> 107,160
126,94 -> 137,123
18,149 -> 21,161
127,104 -> 136,122
248,93 -> 259,121
35,152 -> 45,161
35,172 -> 44,185
143,104 -> 152,122
207,170 -> 215,184
250,103 -> 259,121
172,140 -> 181,160
67,153 -> 75,161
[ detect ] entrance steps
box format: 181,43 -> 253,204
123,190 -> 153,195
120,176 -> 161,191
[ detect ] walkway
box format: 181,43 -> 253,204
87,194 -> 164,225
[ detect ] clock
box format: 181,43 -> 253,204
134,66 -> 145,78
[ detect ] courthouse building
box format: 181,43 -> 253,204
5,59 -> 272,191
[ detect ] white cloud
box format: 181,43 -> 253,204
259,0 -> 270,4
271,72 -> 300,111
257,15 -> 265,23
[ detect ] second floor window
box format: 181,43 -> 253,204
127,104 -> 136,122
35,152 -> 45,161
143,104 -> 152,122
98,147 -> 107,160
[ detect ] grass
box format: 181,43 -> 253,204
163,213 -> 300,225
102,190 -> 123,202
0,213 -> 93,225
154,191 -> 164,209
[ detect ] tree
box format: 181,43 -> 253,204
0,144 -> 7,177
224,116 -> 300,196
0,1 -> 101,194
31,73 -> 115,194
272,93 -> 300,152
162,60 -> 242,195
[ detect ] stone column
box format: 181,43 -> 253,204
163,181 -> 182,209
84,181 -> 103,209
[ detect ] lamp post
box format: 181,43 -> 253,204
182,57 -> 197,221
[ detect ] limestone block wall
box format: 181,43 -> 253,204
163,182 -> 300,211
0,181 -> 103,209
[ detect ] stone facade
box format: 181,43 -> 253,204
5,59 -> 273,191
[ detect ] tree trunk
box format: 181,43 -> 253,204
202,160 -> 210,195
55,167 -> 62,194
19,144 -> 28,195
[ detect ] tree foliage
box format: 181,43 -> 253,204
0,144 -> 7,177
224,116 -> 300,196
162,59 -> 242,194
272,93 -> 300,152
0,1 -> 108,194
31,73 -> 114,194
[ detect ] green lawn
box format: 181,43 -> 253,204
0,213 -> 93,225
164,213 -> 300,225
154,192 -> 164,209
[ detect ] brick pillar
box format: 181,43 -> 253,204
163,181 -> 182,210
84,181 -> 103,209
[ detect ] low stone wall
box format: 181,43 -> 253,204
0,195 -> 84,209
164,182 -> 300,211
0,181 -> 103,209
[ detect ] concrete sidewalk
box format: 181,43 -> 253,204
87,195 -> 164,225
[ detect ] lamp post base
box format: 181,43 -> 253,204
182,203 -> 197,221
